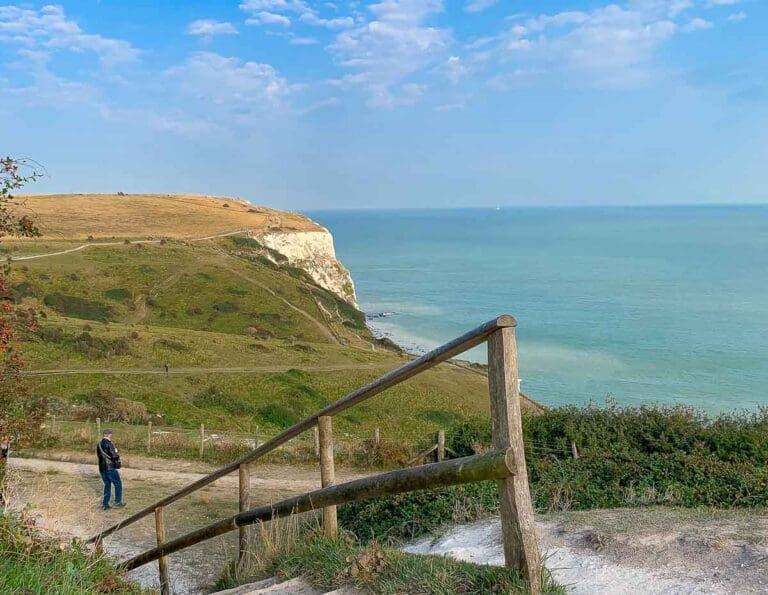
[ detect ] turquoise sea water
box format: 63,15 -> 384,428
309,206 -> 768,413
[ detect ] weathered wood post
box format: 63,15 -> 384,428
313,426 -> 320,457
238,463 -> 251,565
96,417 -> 101,439
437,430 -> 446,462
254,424 -> 259,448
147,421 -> 152,453
199,424 -> 205,459
374,427 -> 380,446
487,320 -> 541,594
317,416 -> 337,536
571,441 -> 579,460
154,506 -> 170,595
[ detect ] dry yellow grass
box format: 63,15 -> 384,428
12,194 -> 321,240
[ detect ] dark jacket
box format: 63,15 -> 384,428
96,438 -> 121,472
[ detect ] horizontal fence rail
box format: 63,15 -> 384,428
88,315 -> 516,544
122,448 -> 515,571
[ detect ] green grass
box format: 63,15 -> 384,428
0,510 -> 144,594
215,522 -> 563,595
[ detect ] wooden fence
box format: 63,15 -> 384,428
88,316 -> 543,594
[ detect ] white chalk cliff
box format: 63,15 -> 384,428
257,228 -> 358,307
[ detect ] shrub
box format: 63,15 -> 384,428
83,389 -> 148,423
43,293 -> 112,321
258,403 -> 297,428
104,288 -> 131,301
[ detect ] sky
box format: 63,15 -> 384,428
1,0 -> 766,209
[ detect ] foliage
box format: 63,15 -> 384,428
0,510 -> 144,594
341,404 -> 768,544
43,292 -> 114,321
0,157 -> 42,442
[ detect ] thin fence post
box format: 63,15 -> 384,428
96,418 -> 101,439
571,441 -> 579,460
238,463 -> 251,565
199,424 -> 205,459
317,416 -> 337,536
487,325 -> 541,594
154,506 -> 170,595
437,430 -> 446,462
374,427 -> 380,446
254,425 -> 259,448
51,414 -> 56,433
313,426 -> 320,457
147,421 -> 152,453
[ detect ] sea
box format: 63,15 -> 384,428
308,206 -> 768,414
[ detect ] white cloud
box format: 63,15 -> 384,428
442,56 -> 468,83
299,13 -> 354,28
706,0 -> 740,5
187,19 -> 238,36
329,0 -> 451,107
0,5 -> 139,67
165,52 -> 292,111
682,17 -> 713,31
240,0 -> 354,30
464,0 -> 496,13
246,11 -> 292,26
289,36 -> 319,45
727,11 -> 746,21
479,0 -> 716,89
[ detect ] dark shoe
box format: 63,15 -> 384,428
102,505 -> 111,510
114,502 -> 126,508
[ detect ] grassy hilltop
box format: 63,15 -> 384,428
5,194 -> 539,448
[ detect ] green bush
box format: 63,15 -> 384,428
258,403 -> 298,428
342,404 -> 768,543
104,287 -> 131,301
43,293 -> 113,321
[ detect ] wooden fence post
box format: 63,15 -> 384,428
147,421 -> 152,453
154,507 -> 170,595
313,426 -> 320,457
374,427 -> 380,446
51,414 -> 56,433
487,325 -> 541,594
238,463 -> 251,565
199,424 -> 205,459
254,425 -> 259,448
96,417 -> 101,439
571,441 -> 579,460
317,416 -> 337,536
437,430 -> 446,462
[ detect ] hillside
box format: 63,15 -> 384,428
4,194 -> 541,452
11,193 -> 318,239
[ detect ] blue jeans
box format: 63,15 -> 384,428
100,469 -> 122,507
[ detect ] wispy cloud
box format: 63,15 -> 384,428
464,0 -> 496,13
165,52 -> 293,111
239,0 -> 353,29
0,4 -> 140,67
187,19 -> 239,36
329,0 -> 451,107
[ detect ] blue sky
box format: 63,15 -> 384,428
1,1 -> 765,209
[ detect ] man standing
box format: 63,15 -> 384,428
96,429 -> 124,510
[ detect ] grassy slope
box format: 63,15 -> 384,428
11,193 -> 319,239
6,194 -> 539,451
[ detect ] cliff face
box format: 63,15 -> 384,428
257,227 -> 358,307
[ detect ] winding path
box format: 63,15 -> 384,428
8,229 -> 248,261
22,363 -> 392,377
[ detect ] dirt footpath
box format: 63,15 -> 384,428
406,509 -> 768,594
7,454 -> 365,594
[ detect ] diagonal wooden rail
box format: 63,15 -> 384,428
89,315 -> 542,594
